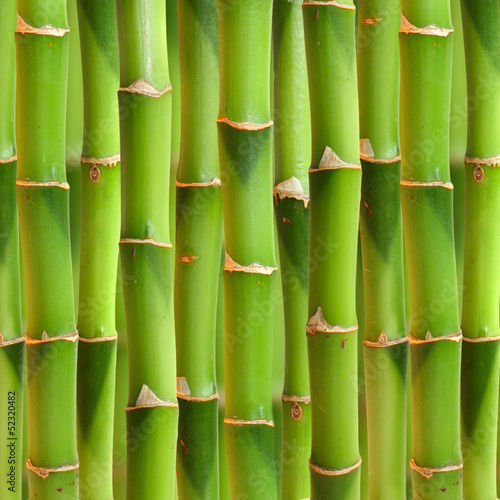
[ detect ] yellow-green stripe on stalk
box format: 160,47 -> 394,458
302,1 -> 362,498
460,1 -> 500,498
400,1 -> 462,497
0,2 -> 24,499
116,1 -> 178,498
272,1 -> 311,498
15,0 -> 79,497
75,0 -> 120,498
217,1 -> 278,498
175,0 -> 222,498
357,1 -> 408,498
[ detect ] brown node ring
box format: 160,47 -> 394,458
410,458 -> 463,479
26,458 -> 79,480
309,457 -> 362,477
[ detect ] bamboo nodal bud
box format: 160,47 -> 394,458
473,165 -> 485,183
26,458 -> 79,480
224,418 -> 275,428
0,155 -> 17,164
409,458 -> 463,480
126,384 -> 178,411
273,177 -> 310,208
399,14 -> 453,38
309,146 -> 361,173
309,457 -> 362,477
16,179 -> 70,190
291,403 -> 303,421
224,252 -> 278,275
409,331 -> 462,345
16,13 -> 69,37
216,116 -> 273,131
302,1 -> 356,11
118,79 -> 172,98
306,307 -> 358,335
89,165 -> 101,183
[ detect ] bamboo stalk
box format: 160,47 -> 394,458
174,1 -> 222,498
75,1 -> 120,498
15,1 -> 78,498
0,1 -> 24,499
357,1 -> 408,498
115,1 -> 178,498
272,1 -> 311,498
302,1 -> 361,498
399,1 -> 462,498
460,1 -> 500,498
217,1 -> 277,498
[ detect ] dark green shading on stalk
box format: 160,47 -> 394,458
75,0 -> 120,498
302,1 -> 361,498
15,1 -> 79,498
272,1 -> 311,498
217,1 -> 277,498
357,0 -> 408,498
460,1 -> 500,499
175,0 -> 222,498
400,1 -> 462,498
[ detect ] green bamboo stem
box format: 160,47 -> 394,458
459,2 -> 500,498
272,1 -> 311,498
0,2 -> 24,499
357,1 -> 408,498
75,1 -> 120,498
400,1 -> 462,497
115,1 -> 178,498
174,1 -> 222,498
302,2 -> 361,498
15,1 -> 78,498
217,1 -> 277,498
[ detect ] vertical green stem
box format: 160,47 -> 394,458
272,1 -> 311,498
357,1 -> 408,498
400,1 -> 462,498
0,1 -> 24,499
174,1 -> 222,498
460,2 -> 500,499
302,2 -> 361,498
75,1 -> 120,498
217,1 -> 277,498
16,0 -> 78,498
115,1 -> 178,498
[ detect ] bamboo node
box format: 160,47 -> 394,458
360,139 -> 401,164
0,335 -> 25,348
363,332 -> 409,348
400,14 -> 453,37
224,418 -> 275,428
302,1 -> 356,10
81,154 -> 120,168
306,307 -> 358,335
176,177 -> 221,188
26,458 -> 79,480
177,377 -> 218,401
224,252 -> 278,276
78,334 -> 118,343
126,384 -> 178,411
119,238 -> 172,249
309,457 -> 362,477
217,116 -> 273,131
400,179 -> 454,190
410,458 -> 463,479
0,155 -> 17,164
16,13 -> 69,37
25,331 -> 78,345
119,79 -> 172,98
16,179 -> 70,190
409,331 -> 462,345
310,146 -> 361,173
463,334 -> 500,343
281,394 -> 311,404
273,177 -> 310,208
464,154 -> 500,167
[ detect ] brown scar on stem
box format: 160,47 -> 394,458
89,165 -> 101,183
400,13 -> 453,37
224,418 -> 275,428
306,307 -> 358,335
16,179 -> 70,190
26,459 -> 79,480
363,17 -> 382,25
409,331 -> 462,345
126,384 -> 178,411
0,155 -> 17,164
216,116 -> 273,131
119,238 -> 172,249
119,79 -> 172,98
363,332 -> 409,348
224,252 -> 278,276
309,457 -> 362,477
309,146 -> 361,174
78,334 -> 118,343
410,458 -> 463,480
302,1 -> 356,11
16,13 -> 69,37
176,177 -> 221,188
360,138 -> 401,164
463,334 -> 500,343
178,255 -> 200,263
25,331 -> 78,345
273,177 -> 310,208
465,154 -> 500,167
81,154 -> 120,168
400,179 -> 454,190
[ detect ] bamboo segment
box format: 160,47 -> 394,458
15,1 -> 78,498
115,1 -> 178,498
302,1 -> 361,498
75,1 -> 120,498
217,1 -> 278,498
400,1 -> 462,498
460,2 -> 500,498
0,2 -> 23,499
174,1 -> 222,498
357,1 -> 408,498
272,1 -> 311,498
